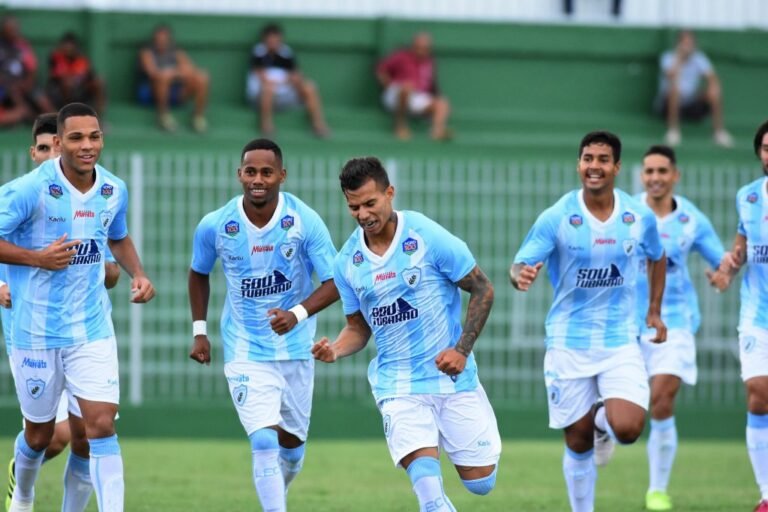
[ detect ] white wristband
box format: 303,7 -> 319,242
289,304 -> 308,323
193,320 -> 207,337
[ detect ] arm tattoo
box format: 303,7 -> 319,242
455,266 -> 494,357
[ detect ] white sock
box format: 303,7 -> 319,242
594,406 -> 608,433
407,457 -> 456,512
12,431 -> 44,503
62,453 -> 93,512
647,416 -> 677,493
88,435 -> 124,512
250,429 -> 285,512
747,413 -> 768,500
279,444 -> 305,491
563,447 -> 596,512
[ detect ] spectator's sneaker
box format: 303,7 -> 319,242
6,458 -> 14,512
754,499 -> 768,512
664,128 -> 681,147
714,129 -> 734,148
593,401 -> 615,467
646,490 -> 673,511
192,115 -> 208,134
159,113 -> 177,132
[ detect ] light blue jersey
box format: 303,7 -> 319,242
736,177 -> 768,330
514,189 -> 664,351
191,192 -> 336,363
0,157 -> 127,349
634,194 -> 723,334
335,210 -> 479,402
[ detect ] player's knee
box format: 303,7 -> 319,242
249,428 -> 279,452
461,466 -> 497,496
406,456 -> 441,486
611,421 -> 644,445
86,415 -> 115,439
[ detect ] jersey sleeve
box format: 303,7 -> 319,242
108,184 -> 129,241
334,253 -> 360,315
514,208 -> 558,265
641,212 -> 664,262
0,176 -> 37,239
693,210 -> 725,269
427,221 -> 476,282
303,212 -> 337,282
190,215 -> 218,275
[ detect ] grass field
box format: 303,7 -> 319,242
0,437 -> 758,511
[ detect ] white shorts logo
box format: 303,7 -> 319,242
26,378 -> 45,400
548,385 -> 561,405
232,384 -> 248,407
743,336 -> 757,354
383,414 -> 392,438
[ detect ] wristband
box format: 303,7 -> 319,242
288,304 -> 308,323
193,320 -> 207,337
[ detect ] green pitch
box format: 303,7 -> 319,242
0,438 -> 757,511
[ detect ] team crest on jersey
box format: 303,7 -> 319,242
224,220 -> 240,237
548,385 -> 561,405
569,214 -> 583,227
622,212 -> 635,225
26,378 -> 45,400
402,237 -> 418,255
232,385 -> 247,407
622,239 -> 636,256
678,213 -> 690,224
280,215 -> 294,231
100,184 -> 114,198
401,267 -> 421,288
48,184 -> 63,199
280,242 -> 297,260
383,414 -> 392,438
353,250 -> 364,267
747,192 -> 759,204
99,210 -> 113,228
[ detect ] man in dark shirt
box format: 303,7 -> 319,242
246,23 -> 329,138
47,33 -> 106,115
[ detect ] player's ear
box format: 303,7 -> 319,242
53,134 -> 62,153
28,145 -> 34,161
385,185 -> 395,200
280,167 -> 286,184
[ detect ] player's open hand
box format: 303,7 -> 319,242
189,335 -> 211,365
267,308 -> 297,335
435,348 -> 467,377
0,284 -> 11,308
37,234 -> 81,270
646,312 -> 667,344
512,262 -> 543,291
311,337 -> 337,363
706,268 -> 732,292
130,275 -> 155,303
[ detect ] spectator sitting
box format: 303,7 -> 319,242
138,24 -> 209,133
376,32 -> 451,141
655,30 -> 733,148
0,15 -> 53,126
246,23 -> 330,138
47,32 -> 106,116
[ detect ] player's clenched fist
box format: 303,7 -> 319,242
189,335 -> 211,365
36,234 -> 81,270
130,275 -> 155,303
311,337 -> 337,363
510,262 -> 543,291
268,308 -> 298,335
435,348 -> 466,376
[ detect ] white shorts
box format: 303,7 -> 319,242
377,385 -> 502,468
224,359 -> 314,441
382,84 -> 433,115
10,338 -> 119,423
544,345 -> 650,429
246,74 -> 301,109
739,326 -> 768,382
640,328 -> 697,385
9,356 -> 82,425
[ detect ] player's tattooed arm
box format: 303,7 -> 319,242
455,265 -> 495,357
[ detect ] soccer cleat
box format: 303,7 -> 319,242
664,128 -> 681,147
593,401 -> 615,467
754,499 -> 768,512
158,113 -> 178,132
6,458 -> 14,512
646,490 -> 672,511
192,115 -> 208,134
714,129 -> 734,148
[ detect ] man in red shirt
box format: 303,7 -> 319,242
376,32 -> 451,141
47,32 -> 106,115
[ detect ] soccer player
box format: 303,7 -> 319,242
510,131 -> 667,512
312,157 -> 500,511
188,138 -> 338,511
709,120 -> 768,512
0,102 -> 155,512
635,144 -> 726,511
3,112 -> 122,511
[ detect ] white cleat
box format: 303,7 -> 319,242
714,129 -> 734,148
593,402 -> 615,467
664,128 -> 681,147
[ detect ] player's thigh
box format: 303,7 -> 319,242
63,337 -> 120,406
597,343 -> 650,411
544,352 -> 598,430
378,395 -> 440,467
641,328 -> 697,385
437,384 -> 501,468
10,346 -> 66,423
225,360 -> 284,435
277,359 -> 314,442
739,327 -> 768,384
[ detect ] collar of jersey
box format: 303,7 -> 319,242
55,156 -> 100,202
237,192 -> 285,234
763,177 -> 768,201
577,189 -> 620,229
359,210 -> 404,266
640,191 -> 680,224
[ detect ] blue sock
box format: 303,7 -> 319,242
89,435 -> 124,512
279,444 -> 305,489
461,467 -> 497,495
647,416 -> 677,492
747,412 -> 768,500
249,429 -> 284,511
563,447 -> 596,512
12,431 -> 45,503
62,453 -> 93,512
407,457 -> 456,512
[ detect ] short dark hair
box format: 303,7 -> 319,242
57,103 -> 99,134
644,144 -> 676,165
579,130 -> 622,163
260,23 -> 283,39
32,113 -> 58,142
339,157 -> 390,192
240,138 -> 282,164
754,120 -> 768,157
60,31 -> 78,45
